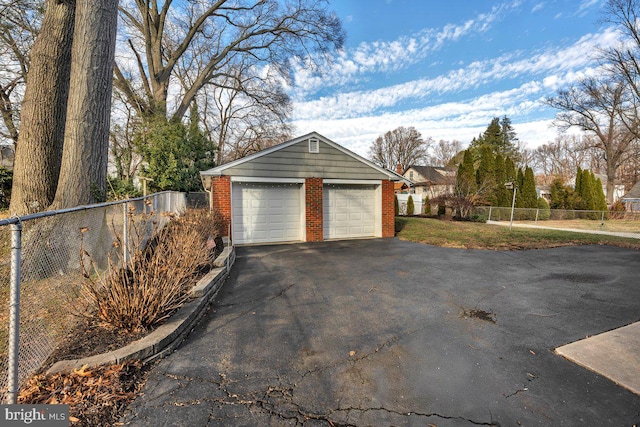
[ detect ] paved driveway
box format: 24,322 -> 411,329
123,239 -> 640,426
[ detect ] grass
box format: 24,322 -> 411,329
512,218 -> 640,233
395,217 -> 640,250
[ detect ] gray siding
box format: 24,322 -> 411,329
222,140 -> 390,179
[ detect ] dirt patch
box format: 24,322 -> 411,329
461,308 -> 497,324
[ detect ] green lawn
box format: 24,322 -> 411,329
395,217 -> 640,250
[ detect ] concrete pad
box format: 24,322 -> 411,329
556,322 -> 640,395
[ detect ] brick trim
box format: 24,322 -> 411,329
305,178 -> 323,242
381,180 -> 395,238
210,176 -> 232,236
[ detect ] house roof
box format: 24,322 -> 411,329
622,181 -> 640,200
407,165 -> 457,186
201,131 -> 409,183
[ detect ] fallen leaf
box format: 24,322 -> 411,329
349,350 -> 356,357
69,416 -> 80,423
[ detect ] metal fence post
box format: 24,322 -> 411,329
123,202 -> 129,265
7,222 -> 22,404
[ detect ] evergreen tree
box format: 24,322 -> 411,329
581,169 -> 596,211
550,178 -> 566,209
468,116 -> 519,160
499,116 -> 519,159
483,117 -> 502,146
575,166 -> 583,196
521,166 -> 538,208
493,154 -> 509,206
394,194 -> 399,216
476,145 -> 495,188
406,195 -> 415,216
515,168 -> 525,208
594,176 -> 608,212
505,156 -> 517,184
456,150 -> 477,194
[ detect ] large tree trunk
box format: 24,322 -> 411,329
9,0 -> 75,215
51,0 -> 119,209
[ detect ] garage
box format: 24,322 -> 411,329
231,182 -> 303,245
323,184 -> 377,239
201,132 -> 405,244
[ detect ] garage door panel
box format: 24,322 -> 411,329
324,185 -> 377,239
232,183 -> 302,244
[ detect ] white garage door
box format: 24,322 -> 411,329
232,182 -> 302,244
323,184 -> 376,239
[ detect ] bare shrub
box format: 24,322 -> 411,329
80,209 -> 227,332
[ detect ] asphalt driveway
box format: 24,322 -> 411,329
123,239 -> 640,426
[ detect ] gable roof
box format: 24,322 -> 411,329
622,181 -> 640,200
201,131 -> 408,182
406,165 -> 457,186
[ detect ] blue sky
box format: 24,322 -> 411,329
287,0 -> 621,158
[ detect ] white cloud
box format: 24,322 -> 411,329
292,27 -> 620,122
532,2 -> 545,13
291,2 -> 519,98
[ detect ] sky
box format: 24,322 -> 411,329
287,0 -> 622,159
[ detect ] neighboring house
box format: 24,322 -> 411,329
402,165 -> 456,199
537,186 -> 551,202
394,181 -> 410,194
621,181 -> 640,212
200,132 -> 407,245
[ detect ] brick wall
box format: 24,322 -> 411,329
305,178 -> 323,242
381,180 -> 395,238
210,176 -> 232,235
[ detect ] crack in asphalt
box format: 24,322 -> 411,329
151,355 -> 502,427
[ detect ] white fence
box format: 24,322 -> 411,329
395,194 -> 425,215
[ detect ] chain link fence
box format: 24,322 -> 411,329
0,191 -> 186,403
471,206 -> 640,239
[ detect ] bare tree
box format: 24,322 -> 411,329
0,0 -> 41,145
177,56 -> 291,164
545,77 -> 637,203
429,139 -> 462,166
115,0 -> 344,122
9,0 -> 75,215
369,126 -> 432,172
533,135 -> 591,181
109,91 -> 143,183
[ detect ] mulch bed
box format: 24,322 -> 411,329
19,361 -> 154,426
16,318 -> 157,426
43,318 -> 153,370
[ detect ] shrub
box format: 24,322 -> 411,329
394,194 -> 399,216
80,209 -> 227,332
610,200 -> 626,219
537,197 -> 551,220
406,195 -> 415,216
422,196 -> 430,215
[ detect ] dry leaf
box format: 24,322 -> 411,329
73,365 -> 93,377
349,350 -> 356,357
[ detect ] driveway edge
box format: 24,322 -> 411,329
46,245 -> 236,374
